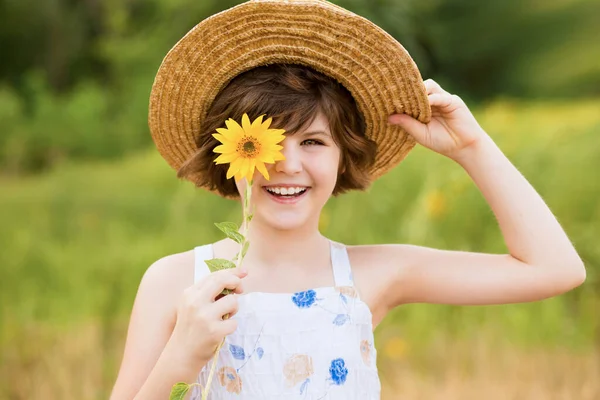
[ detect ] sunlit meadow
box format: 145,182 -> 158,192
1,99 -> 599,399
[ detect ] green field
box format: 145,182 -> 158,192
1,99 -> 599,399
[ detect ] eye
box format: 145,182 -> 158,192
301,139 -> 324,146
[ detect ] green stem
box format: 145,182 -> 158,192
201,337 -> 225,400
201,179 -> 253,399
236,179 -> 252,271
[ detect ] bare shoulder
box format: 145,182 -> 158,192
345,243 -> 414,327
135,247 -> 201,330
144,248 -> 196,291
135,248 -> 198,332
109,248 -> 197,399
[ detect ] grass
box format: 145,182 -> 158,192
1,98 -> 599,398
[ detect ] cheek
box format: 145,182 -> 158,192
308,151 -> 340,186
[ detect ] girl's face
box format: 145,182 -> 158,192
236,111 -> 341,231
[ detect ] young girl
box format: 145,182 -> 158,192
110,1 -> 586,399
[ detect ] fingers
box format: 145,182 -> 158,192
197,269 -> 247,302
387,113 -> 428,141
423,78 -> 449,95
428,92 -> 458,108
388,79 -> 452,121
211,294 -> 241,319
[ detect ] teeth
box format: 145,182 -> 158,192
266,186 -> 307,195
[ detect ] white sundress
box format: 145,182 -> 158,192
190,240 -> 381,399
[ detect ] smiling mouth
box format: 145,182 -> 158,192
262,186 -> 310,201
264,187 -> 307,196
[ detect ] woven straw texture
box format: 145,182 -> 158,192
149,0 -> 431,190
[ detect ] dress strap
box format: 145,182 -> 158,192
330,241 -> 354,287
193,244 -> 213,284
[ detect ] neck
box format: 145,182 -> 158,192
240,218 -> 330,272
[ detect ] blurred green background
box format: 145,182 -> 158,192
1,0 -> 599,398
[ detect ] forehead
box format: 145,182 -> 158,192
305,111 -> 330,132
286,110 -> 331,136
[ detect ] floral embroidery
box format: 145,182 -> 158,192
292,289 -> 317,308
335,286 -> 358,298
329,358 -> 348,385
360,339 -> 371,366
332,286 -> 355,325
333,314 -> 350,326
283,354 -> 314,393
229,344 -> 246,360
292,289 -> 352,326
217,366 -> 242,394
228,323 -> 266,373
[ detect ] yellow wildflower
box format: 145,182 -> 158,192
213,113 -> 286,182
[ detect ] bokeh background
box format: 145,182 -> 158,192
1,0 -> 599,398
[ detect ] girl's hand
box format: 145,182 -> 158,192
170,268 -> 246,365
388,79 -> 489,161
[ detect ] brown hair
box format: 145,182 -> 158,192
177,63 -> 377,199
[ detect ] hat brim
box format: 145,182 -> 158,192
149,0 -> 431,186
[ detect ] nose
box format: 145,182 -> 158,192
274,140 -> 302,175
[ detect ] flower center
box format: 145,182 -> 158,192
238,136 -> 260,158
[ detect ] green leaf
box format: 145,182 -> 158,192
215,221 -> 238,233
205,258 -> 236,272
246,213 -> 254,222
214,222 -> 244,244
169,383 -> 190,400
242,240 -> 250,258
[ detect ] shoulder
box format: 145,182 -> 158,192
345,244 -> 419,315
346,243 -> 416,279
140,248 -> 197,301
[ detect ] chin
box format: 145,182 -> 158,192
257,210 -> 313,231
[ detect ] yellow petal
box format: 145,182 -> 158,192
251,115 -> 265,130
266,128 -> 286,136
262,116 -> 274,129
226,165 -> 236,180
213,144 -> 235,154
256,161 -> 270,180
239,158 -> 249,181
260,135 -> 285,145
214,152 -> 238,164
260,154 -> 275,164
241,113 -> 253,133
212,133 -> 227,144
227,157 -> 243,179
272,152 -> 286,161
247,159 -> 256,181
225,118 -> 244,136
216,127 -> 237,141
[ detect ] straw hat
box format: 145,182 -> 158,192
149,0 -> 431,186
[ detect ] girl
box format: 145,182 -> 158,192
110,1 -> 586,399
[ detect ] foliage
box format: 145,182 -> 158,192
1,99 -> 598,352
1,0 -> 599,174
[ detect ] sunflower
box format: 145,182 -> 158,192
212,113 -> 286,182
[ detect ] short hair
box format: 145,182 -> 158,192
177,63 -> 377,199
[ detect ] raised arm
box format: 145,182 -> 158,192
378,79 -> 585,307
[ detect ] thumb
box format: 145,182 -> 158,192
235,265 -> 248,277
388,114 -> 428,140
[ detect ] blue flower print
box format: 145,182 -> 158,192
229,344 -> 246,360
292,289 -> 317,308
228,323 -> 266,372
333,314 -> 350,326
256,347 -> 264,359
329,358 -> 348,385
